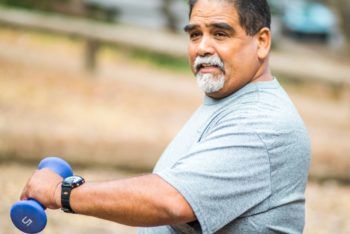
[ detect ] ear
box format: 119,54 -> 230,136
255,27 -> 271,60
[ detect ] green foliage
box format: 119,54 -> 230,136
0,0 -> 69,11
129,49 -> 190,73
0,0 -> 119,23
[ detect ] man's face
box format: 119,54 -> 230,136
185,0 -> 261,98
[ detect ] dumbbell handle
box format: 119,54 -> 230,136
10,157 -> 73,234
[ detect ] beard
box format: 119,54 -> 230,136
193,55 -> 225,94
196,72 -> 225,94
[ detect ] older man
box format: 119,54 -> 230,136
20,0 -> 310,233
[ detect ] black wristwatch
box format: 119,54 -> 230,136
61,175 -> 85,213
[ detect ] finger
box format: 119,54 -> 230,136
20,191 -> 26,200
20,185 -> 29,200
19,170 -> 37,200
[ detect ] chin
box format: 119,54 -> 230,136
205,89 -> 225,99
196,73 -> 225,94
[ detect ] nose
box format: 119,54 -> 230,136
197,36 -> 215,57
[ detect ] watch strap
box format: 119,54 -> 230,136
61,185 -> 74,213
61,176 -> 85,213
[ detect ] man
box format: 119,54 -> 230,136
20,0 -> 311,233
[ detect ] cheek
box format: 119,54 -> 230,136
188,57 -> 195,73
223,46 -> 258,72
188,46 -> 197,72
216,46 -> 238,68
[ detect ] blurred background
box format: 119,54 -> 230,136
0,0 -> 349,233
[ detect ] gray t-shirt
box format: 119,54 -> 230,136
138,79 -> 310,234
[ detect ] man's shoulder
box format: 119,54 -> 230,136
218,83 -> 301,125
206,87 -> 310,149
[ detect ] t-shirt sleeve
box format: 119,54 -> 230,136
155,115 -> 272,234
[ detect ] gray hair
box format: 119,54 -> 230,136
188,0 -> 271,36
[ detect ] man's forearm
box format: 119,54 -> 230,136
65,174 -> 196,227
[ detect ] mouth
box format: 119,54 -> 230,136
196,63 -> 224,74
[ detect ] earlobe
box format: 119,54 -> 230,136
256,28 -> 271,59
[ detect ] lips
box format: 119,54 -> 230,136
197,63 -> 223,74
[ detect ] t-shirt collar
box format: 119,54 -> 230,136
203,78 -> 278,106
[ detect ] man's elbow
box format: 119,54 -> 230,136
150,174 -> 196,224
166,193 -> 196,224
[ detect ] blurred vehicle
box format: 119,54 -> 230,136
282,0 -> 337,41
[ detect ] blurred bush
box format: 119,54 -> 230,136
0,0 -> 70,11
0,0 -> 119,22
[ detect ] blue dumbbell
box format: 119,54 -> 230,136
10,157 -> 73,234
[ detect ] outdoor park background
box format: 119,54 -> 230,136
0,0 -> 349,233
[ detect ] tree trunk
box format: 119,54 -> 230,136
160,0 -> 178,33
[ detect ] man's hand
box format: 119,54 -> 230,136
20,168 -> 63,209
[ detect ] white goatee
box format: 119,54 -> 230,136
193,55 -> 225,94
196,73 -> 225,94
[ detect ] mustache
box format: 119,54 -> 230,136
193,55 -> 225,73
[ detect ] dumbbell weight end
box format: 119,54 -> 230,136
10,157 -> 73,233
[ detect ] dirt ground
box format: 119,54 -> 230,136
0,27 -> 349,233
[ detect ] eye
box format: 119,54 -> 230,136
214,31 -> 228,39
189,31 -> 202,41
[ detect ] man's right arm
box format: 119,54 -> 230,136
67,173 -> 196,226
12,166 -> 195,227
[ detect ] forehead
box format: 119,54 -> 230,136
190,0 -> 239,26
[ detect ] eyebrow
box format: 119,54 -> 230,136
183,24 -> 198,32
210,22 -> 235,33
183,22 -> 235,33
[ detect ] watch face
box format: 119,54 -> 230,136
64,176 -> 84,185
